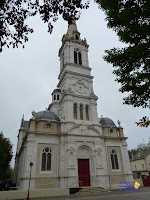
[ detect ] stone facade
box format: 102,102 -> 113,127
13,21 -> 133,190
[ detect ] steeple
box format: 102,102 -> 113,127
59,20 -> 88,57
66,19 -> 79,38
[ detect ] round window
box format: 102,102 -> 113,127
110,129 -> 113,133
46,124 -> 51,129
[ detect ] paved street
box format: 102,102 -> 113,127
67,191 -> 150,200
31,187 -> 150,200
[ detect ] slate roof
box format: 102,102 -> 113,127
99,117 -> 116,127
132,148 -> 150,161
52,89 -> 61,94
34,110 -> 60,122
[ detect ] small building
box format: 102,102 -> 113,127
130,148 -> 150,178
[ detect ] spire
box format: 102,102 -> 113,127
59,19 -> 89,56
67,18 -> 79,38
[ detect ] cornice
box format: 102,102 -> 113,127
59,38 -> 89,57
58,62 -> 91,79
57,70 -> 93,88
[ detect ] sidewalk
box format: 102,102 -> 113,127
30,186 -> 150,200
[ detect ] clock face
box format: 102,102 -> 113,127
76,84 -> 85,93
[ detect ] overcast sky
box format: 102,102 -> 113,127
0,1 -> 149,167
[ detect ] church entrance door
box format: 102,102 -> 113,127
78,159 -> 90,187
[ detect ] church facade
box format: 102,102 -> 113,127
13,21 -> 133,190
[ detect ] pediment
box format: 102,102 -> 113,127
89,92 -> 98,100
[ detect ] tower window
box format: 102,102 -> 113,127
110,149 -> 119,170
75,35 -> 79,40
73,103 -> 77,119
80,104 -> 83,120
74,49 -> 82,65
78,52 -> 82,65
41,147 -> 52,171
54,95 -> 56,100
74,51 -> 78,64
57,95 -> 59,100
85,105 -> 89,120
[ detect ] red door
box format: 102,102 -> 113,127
78,159 -> 90,187
142,175 -> 150,186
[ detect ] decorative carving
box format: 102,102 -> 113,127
117,120 -> 121,126
96,152 -> 103,168
89,92 -> 98,100
94,148 -> 102,153
62,89 -> 66,94
68,84 -> 73,93
20,114 -> 24,128
68,125 -> 80,134
78,147 -> 90,157
87,125 -> 101,135
68,152 -> 74,167
67,146 -> 76,151
31,110 -> 36,119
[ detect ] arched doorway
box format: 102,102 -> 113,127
77,146 -> 92,187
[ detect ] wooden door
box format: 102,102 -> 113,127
78,159 -> 90,187
142,175 -> 150,186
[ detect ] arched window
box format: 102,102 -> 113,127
73,103 -> 77,119
41,147 -> 51,171
74,49 -> 82,65
75,35 -> 79,40
85,105 -> 89,120
78,52 -> 82,65
54,95 -> 56,100
57,95 -> 59,100
110,149 -> 119,170
80,104 -> 83,120
74,51 -> 78,64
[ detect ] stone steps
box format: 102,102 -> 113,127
72,187 -> 110,195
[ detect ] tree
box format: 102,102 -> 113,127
0,132 -> 13,182
0,0 -> 89,52
136,116 -> 150,127
96,0 -> 150,112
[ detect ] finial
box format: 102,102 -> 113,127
32,110 -> 36,116
31,110 -> 36,119
68,15 -> 76,25
117,120 -> 121,126
21,114 -> 24,128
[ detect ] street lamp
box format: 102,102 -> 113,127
27,162 -> 33,200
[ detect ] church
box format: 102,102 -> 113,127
13,20 -> 133,190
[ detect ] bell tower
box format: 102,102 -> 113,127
49,20 -> 100,126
